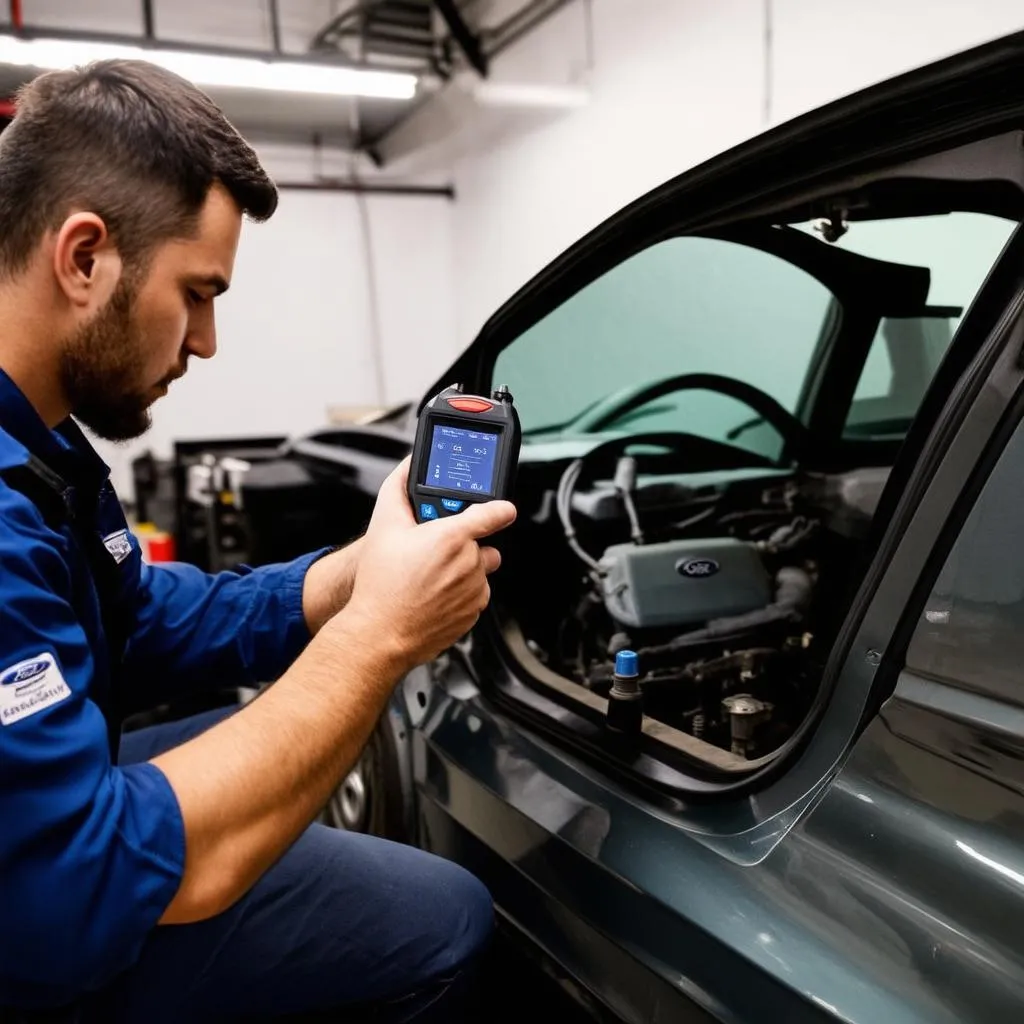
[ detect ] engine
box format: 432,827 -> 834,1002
509,457 -> 887,761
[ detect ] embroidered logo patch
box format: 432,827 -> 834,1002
0,652 -> 72,726
103,528 -> 133,564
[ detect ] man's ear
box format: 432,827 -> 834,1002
52,212 -> 123,309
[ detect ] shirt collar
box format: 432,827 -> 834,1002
0,368 -> 111,486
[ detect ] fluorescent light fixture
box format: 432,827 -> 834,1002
0,34 -> 417,100
472,81 -> 589,111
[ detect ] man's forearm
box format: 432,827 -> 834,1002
301,537 -> 365,634
153,604 -> 403,924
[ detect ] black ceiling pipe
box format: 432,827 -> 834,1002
433,0 -> 488,77
141,0 -> 154,41
269,0 -> 282,54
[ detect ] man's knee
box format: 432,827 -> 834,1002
416,858 -> 494,980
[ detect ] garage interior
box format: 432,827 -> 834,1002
4,1 -> 1024,1021
3,0 -> 1018,503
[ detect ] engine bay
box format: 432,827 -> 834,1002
494,444 -> 889,766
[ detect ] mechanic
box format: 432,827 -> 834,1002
0,60 -> 516,1022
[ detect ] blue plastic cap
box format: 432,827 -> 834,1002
614,650 -> 639,678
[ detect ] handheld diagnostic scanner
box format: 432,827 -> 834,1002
408,384 -> 521,524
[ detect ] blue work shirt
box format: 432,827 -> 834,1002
0,370 -> 325,1008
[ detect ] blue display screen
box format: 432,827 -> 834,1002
424,424 -> 500,496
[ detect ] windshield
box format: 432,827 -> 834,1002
492,214 -> 1015,458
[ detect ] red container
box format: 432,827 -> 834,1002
147,533 -> 176,562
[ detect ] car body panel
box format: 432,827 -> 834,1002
405,653 -> 1024,1023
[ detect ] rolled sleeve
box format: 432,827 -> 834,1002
276,547 -> 331,661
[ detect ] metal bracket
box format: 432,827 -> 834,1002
433,0 -> 488,77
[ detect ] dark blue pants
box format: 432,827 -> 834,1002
83,708 -> 493,1023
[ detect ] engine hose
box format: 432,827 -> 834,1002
557,458 -> 604,574
762,518 -> 819,554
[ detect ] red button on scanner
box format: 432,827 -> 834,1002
447,397 -> 493,413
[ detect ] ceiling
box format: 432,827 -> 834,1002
0,0 -> 578,155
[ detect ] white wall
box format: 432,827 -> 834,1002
449,0 -> 1024,345
770,0 -> 1024,123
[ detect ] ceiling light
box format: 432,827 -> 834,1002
0,34 -> 417,100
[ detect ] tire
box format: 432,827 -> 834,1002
320,715 -> 408,840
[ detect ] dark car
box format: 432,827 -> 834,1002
271,31 -> 1024,1023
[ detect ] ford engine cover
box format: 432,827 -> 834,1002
598,537 -> 772,629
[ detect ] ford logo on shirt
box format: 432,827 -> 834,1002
1,660 -> 48,687
677,557 -> 720,579
1,659 -> 49,695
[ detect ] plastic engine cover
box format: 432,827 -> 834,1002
599,537 -> 771,629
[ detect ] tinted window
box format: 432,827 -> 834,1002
493,237 -> 835,453
907,419 -> 1024,708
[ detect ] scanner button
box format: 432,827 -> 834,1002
447,397 -> 493,413
441,498 -> 464,512
419,503 -> 439,521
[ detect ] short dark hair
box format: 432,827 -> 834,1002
0,59 -> 277,277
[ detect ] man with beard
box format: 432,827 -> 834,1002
0,61 -> 515,1022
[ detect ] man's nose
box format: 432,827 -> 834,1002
186,313 -> 217,360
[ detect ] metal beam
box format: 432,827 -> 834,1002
277,179 -> 454,199
486,0 -> 574,59
433,0 -> 488,77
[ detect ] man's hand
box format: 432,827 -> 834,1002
302,537 -> 364,635
331,458 -> 516,673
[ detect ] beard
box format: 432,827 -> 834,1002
59,276 -> 172,442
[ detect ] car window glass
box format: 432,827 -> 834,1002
821,213 -> 1015,440
492,237 -> 835,449
907,419 -> 1024,708
854,334 -> 893,401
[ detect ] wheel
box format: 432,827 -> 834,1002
320,716 -> 408,840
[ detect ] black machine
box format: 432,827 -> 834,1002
408,384 -> 521,524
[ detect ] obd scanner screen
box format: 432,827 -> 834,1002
408,384 -> 521,523
424,424 -> 500,496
